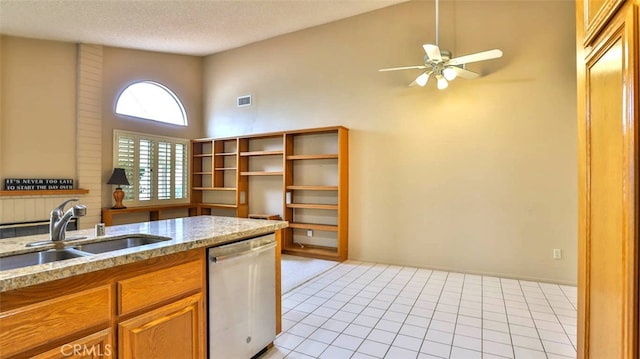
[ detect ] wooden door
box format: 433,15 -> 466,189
118,293 -> 204,359
577,1 -> 639,358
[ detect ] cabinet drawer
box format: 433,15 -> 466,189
0,286 -> 111,358
118,259 -> 202,315
31,328 -> 113,359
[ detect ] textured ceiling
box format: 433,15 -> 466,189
0,0 -> 407,56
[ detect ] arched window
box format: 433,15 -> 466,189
115,81 -> 188,126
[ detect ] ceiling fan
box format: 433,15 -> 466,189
379,0 -> 503,90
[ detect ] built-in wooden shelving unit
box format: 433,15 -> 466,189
191,126 -> 348,261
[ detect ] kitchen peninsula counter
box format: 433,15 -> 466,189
0,215 -> 288,292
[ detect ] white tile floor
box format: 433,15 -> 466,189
262,261 -> 577,359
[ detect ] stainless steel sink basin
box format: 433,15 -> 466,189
0,234 -> 172,271
0,248 -> 89,271
74,235 -> 171,254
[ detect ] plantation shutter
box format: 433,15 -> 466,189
138,139 -> 154,201
175,143 -> 187,199
157,141 -> 172,200
114,130 -> 189,205
115,135 -> 135,200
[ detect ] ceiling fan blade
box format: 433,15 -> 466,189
423,44 -> 442,62
447,49 -> 503,66
449,66 -> 480,79
378,65 -> 426,72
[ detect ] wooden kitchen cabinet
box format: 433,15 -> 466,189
119,293 -> 203,359
0,249 -> 206,359
117,258 -> 205,359
31,329 -> 114,359
580,0 -> 626,44
117,259 -> 203,316
0,285 -> 112,358
576,0 -> 639,358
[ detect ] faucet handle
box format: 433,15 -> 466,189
51,198 -> 80,215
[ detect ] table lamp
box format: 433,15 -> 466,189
107,168 -> 130,209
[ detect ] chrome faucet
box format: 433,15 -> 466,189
50,199 -> 87,242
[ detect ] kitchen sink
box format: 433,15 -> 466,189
1,234 -> 172,271
73,235 -> 171,254
0,248 -> 90,271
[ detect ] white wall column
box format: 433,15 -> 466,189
76,43 -> 103,228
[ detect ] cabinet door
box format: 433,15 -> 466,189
0,286 -> 111,358
31,329 -> 113,359
581,0 -> 625,44
118,293 -> 204,359
578,1 -> 638,358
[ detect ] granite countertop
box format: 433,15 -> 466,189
0,216 -> 288,293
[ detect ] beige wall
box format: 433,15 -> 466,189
0,36 -> 88,225
204,1 -> 578,284
0,37 -> 204,224
100,46 -> 203,208
1,36 -> 76,179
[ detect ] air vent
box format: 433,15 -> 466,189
237,95 -> 252,107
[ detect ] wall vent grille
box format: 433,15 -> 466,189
237,95 -> 252,107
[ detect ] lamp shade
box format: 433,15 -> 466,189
107,168 -> 130,186
415,72 -> 430,87
442,67 -> 457,81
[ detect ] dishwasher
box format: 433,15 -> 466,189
208,233 -> 276,359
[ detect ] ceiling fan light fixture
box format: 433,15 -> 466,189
442,67 -> 457,81
436,76 -> 448,90
377,0 -> 502,89
416,72 -> 430,87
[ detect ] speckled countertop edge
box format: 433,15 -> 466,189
0,216 -> 288,292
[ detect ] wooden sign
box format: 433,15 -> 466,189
4,178 -> 74,191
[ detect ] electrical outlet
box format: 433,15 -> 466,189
307,229 -> 313,237
553,248 -> 562,260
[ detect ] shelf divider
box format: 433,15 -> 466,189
289,222 -> 338,232
286,154 -> 338,160
286,185 -> 338,191
286,203 -> 338,210
240,150 -> 284,157
192,187 -> 237,191
240,171 -> 284,176
282,244 -> 339,261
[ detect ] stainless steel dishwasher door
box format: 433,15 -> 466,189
208,233 -> 276,359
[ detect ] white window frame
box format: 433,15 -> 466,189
115,81 -> 188,126
113,129 -> 190,207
